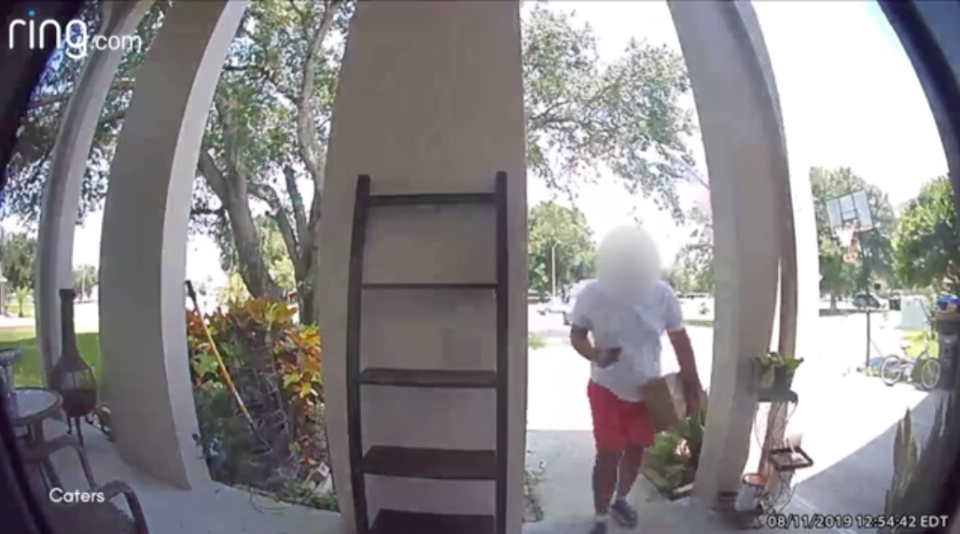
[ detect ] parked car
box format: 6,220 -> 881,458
539,296 -> 567,316
853,291 -> 887,310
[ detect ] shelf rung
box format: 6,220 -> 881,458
370,509 -> 494,534
360,445 -> 497,480
369,192 -> 495,207
362,282 -> 496,290
360,368 -> 497,389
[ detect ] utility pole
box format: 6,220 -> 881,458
825,190 -> 875,370
551,243 -> 557,299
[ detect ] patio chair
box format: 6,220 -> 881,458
19,434 -> 150,534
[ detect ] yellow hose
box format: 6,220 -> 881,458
185,282 -> 257,428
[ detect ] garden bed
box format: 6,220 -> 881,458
187,297 -> 334,511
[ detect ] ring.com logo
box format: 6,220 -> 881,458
7,9 -> 142,60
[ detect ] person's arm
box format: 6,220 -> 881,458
570,325 -> 599,363
663,289 -> 703,394
568,286 -> 619,366
668,329 -> 701,391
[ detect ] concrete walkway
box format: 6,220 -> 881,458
526,318 -> 938,533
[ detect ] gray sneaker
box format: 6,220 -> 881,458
589,521 -> 608,534
610,499 -> 639,528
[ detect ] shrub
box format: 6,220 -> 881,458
186,297 -> 329,506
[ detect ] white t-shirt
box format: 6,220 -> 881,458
570,280 -> 684,402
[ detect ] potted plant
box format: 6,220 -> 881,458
641,406 -> 707,500
673,407 -> 707,467
755,351 -> 803,401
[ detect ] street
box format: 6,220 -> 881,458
525,305 -> 936,530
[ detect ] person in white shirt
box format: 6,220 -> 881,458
569,226 -> 703,534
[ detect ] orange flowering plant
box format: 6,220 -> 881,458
185,297 -> 326,467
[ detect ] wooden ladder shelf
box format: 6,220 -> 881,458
346,172 -> 510,534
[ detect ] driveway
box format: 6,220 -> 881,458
526,311 -> 934,531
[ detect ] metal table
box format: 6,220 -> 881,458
11,387 -> 64,489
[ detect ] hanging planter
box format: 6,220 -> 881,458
755,352 -> 802,403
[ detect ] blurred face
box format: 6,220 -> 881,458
596,226 -> 660,298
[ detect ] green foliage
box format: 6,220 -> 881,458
810,167 -> 898,305
219,216 -> 297,293
523,6 -> 697,221
11,1 -> 698,321
671,206 -> 714,294
186,297 -> 328,506
756,351 -> 804,388
883,389 -> 956,531
72,264 -> 98,300
5,1 -> 172,221
527,201 -> 595,298
645,431 -> 683,470
217,272 -> 250,305
893,176 -> 960,296
528,334 -> 546,350
674,408 -> 706,458
7,327 -> 101,388
0,231 -> 38,292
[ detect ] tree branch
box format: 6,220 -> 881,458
223,62 -> 259,72
197,151 -> 230,200
527,99 -> 572,128
296,0 -> 342,191
283,166 -> 309,246
190,205 -> 226,217
254,62 -> 299,105
28,79 -> 136,110
252,183 -> 304,277
212,96 -> 246,191
288,0 -> 309,26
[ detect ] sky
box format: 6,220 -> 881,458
21,0 -> 949,287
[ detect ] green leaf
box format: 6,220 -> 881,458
759,366 -> 776,389
282,373 -> 300,388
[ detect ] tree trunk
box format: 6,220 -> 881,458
224,197 -> 284,301
830,293 -> 837,310
298,287 -> 315,326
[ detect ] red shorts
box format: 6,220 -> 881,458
587,380 -> 656,453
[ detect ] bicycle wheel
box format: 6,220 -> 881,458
880,355 -> 904,386
917,358 -> 941,390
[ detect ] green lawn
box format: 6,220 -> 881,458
903,329 -> 938,359
2,326 -> 102,387
5,294 -> 35,319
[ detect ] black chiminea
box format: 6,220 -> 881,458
49,288 -> 97,446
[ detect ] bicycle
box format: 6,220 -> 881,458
879,340 -> 941,390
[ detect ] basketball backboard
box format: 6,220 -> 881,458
826,190 -> 874,236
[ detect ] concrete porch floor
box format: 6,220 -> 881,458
33,416 -> 817,534
36,418 -> 343,534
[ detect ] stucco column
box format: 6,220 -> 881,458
317,2 -> 527,533
34,0 -> 152,387
668,1 -> 786,506
98,0 -> 246,488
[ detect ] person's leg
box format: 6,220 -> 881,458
610,402 -> 656,528
616,444 -> 645,498
587,381 -> 626,533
